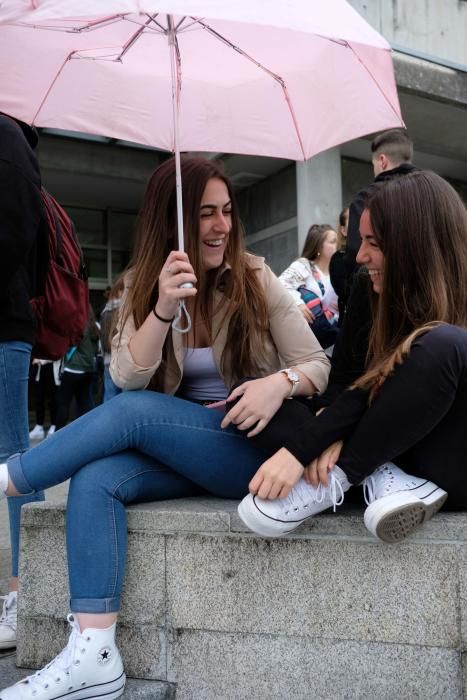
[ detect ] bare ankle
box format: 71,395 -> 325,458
5,476 -> 21,497
75,612 -> 118,632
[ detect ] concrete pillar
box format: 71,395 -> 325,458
296,147 -> 343,254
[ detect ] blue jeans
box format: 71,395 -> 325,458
103,366 -> 122,402
8,391 -> 269,613
0,341 -> 45,578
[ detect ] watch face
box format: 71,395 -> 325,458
288,370 -> 299,382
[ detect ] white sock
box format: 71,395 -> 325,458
0,463 -> 8,496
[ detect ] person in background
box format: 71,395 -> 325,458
0,155 -> 329,700
329,207 -> 349,324
29,358 -> 62,439
55,306 -> 99,429
0,113 -> 46,650
279,223 -> 339,348
98,285 -> 112,316
100,276 -> 124,402
237,171 -> 467,543
343,128 -> 416,310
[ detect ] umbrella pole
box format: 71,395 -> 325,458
168,14 -> 184,253
168,15 -> 191,333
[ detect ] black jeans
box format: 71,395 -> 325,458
56,371 -> 95,430
34,362 -> 57,426
246,325 -> 467,509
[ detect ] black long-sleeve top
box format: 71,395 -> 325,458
0,115 -> 46,344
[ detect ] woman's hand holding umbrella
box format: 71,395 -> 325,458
156,251 -> 197,321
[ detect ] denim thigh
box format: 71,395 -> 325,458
11,391 -> 270,499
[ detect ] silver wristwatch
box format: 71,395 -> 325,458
279,368 -> 300,398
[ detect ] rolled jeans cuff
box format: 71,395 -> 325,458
70,596 -> 121,614
7,452 -> 35,495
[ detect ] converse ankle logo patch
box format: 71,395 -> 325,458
97,647 -> 112,665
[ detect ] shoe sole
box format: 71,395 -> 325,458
237,496 -> 307,538
364,486 -> 447,543
0,673 -> 127,700
72,673 -> 126,700
0,638 -> 16,650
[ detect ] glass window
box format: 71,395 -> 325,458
67,208 -> 106,246
70,207 -> 137,288
109,211 -> 137,251
112,249 -> 131,273
83,248 -> 108,279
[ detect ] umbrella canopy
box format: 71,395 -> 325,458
0,0 -> 403,161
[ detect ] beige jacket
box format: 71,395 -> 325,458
110,255 -> 330,395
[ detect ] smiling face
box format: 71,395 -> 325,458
356,208 -> 385,294
199,177 -> 232,271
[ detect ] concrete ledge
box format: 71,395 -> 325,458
394,52 -> 467,107
16,499 -> 467,699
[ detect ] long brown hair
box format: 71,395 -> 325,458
337,207 -> 349,250
121,156 -> 269,381
301,223 -> 335,261
354,170 -> 467,399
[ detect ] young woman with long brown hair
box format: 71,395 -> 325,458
0,156 -> 329,700
238,170 -> 467,541
279,223 -> 340,348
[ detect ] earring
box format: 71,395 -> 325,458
316,252 -> 320,257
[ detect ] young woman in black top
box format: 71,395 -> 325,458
237,171 -> 467,542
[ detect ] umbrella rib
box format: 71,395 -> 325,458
140,15 -> 167,33
32,50 -> 79,124
118,13 -> 159,59
69,15 -> 124,32
348,43 -> 404,124
18,15 -> 125,33
194,18 -> 307,160
195,19 -> 284,85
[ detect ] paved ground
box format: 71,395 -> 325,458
0,438 -> 70,690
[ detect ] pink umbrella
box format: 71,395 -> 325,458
0,0 -> 403,327
0,1 -> 403,218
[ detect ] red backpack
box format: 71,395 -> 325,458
30,189 -> 89,360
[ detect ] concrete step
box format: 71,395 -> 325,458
0,653 -> 174,699
122,678 -> 175,699
15,498 -> 467,699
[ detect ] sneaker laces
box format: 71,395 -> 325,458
0,594 -> 17,631
21,614 -> 87,692
282,472 -> 346,515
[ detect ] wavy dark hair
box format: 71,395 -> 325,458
120,156 -> 269,386
353,170 -> 467,399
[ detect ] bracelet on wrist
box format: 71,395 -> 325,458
153,307 -> 175,323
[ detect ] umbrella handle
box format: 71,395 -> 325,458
172,299 -> 192,334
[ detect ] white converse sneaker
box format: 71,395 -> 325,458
0,592 -> 17,650
0,614 -> 126,700
46,425 -> 56,437
363,462 -> 448,543
29,425 -> 45,440
238,466 -> 351,538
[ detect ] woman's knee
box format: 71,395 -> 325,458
108,389 -> 165,418
68,457 -> 118,499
